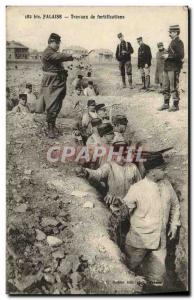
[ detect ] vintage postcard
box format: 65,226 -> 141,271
6,6 -> 189,295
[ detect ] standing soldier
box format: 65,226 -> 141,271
37,33 -> 77,138
158,25 -> 184,112
116,33 -> 134,89
137,37 -> 152,91
155,42 -> 166,93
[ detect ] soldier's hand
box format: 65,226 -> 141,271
72,54 -> 82,60
145,64 -> 148,68
104,194 -> 114,206
75,167 -> 88,178
162,53 -> 169,59
168,225 -> 177,240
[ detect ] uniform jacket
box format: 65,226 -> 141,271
41,46 -> 73,73
116,41 -> 134,62
123,177 -> 180,250
86,161 -> 141,199
155,49 -> 165,84
164,36 -> 184,72
83,86 -> 97,97
138,43 -> 152,68
12,103 -> 30,113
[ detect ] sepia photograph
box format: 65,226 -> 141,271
6,6 -> 189,295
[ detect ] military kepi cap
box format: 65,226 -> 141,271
91,118 -> 102,127
96,103 -> 106,112
19,94 -> 27,101
117,33 -> 123,38
157,42 -> 164,48
97,123 -> 114,136
169,25 -> 180,33
112,115 -> 128,125
48,33 -> 61,43
26,83 -> 32,89
137,37 -> 143,41
87,99 -> 96,107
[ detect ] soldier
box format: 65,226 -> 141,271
112,115 -> 128,144
11,94 -> 30,114
83,81 -> 99,96
37,33 -> 77,138
155,42 -> 166,93
122,167 -> 180,289
86,118 -> 103,169
158,25 -> 184,112
72,99 -> 98,145
86,118 -> 103,146
25,83 -> 37,113
97,123 -> 115,146
96,104 -> 110,123
6,87 -> 15,111
72,74 -> 84,95
116,33 -> 134,89
137,37 -> 152,91
76,145 -> 141,208
82,99 -> 98,139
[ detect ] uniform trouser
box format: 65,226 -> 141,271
46,91 -> 65,124
163,70 -> 180,105
119,61 -> 132,84
125,243 -> 166,286
139,67 -> 150,88
37,72 -> 67,124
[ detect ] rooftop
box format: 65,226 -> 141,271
6,41 -> 29,49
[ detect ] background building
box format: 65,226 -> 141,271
63,45 -> 88,57
6,41 -> 29,60
89,49 -> 114,63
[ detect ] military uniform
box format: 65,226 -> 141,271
73,100 -> 98,145
36,33 -> 73,137
137,37 -> 152,89
123,177 -> 180,286
161,26 -> 184,111
116,33 -> 134,88
112,115 -> 128,144
155,43 -> 165,88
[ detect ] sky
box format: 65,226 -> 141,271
6,6 -> 188,56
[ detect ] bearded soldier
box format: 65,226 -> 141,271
37,33 -> 77,138
158,25 -> 184,112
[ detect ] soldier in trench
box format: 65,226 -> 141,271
72,99 -> 98,145
122,166 -> 181,290
75,142 -> 142,247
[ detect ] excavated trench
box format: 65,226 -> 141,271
59,95 -> 187,293
7,62 -> 188,294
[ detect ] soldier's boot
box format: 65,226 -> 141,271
158,99 -> 170,111
140,76 -> 146,90
122,75 -> 126,88
47,123 -> 56,139
128,75 -> 133,89
145,75 -> 150,91
168,101 -> 179,112
52,120 -> 60,136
